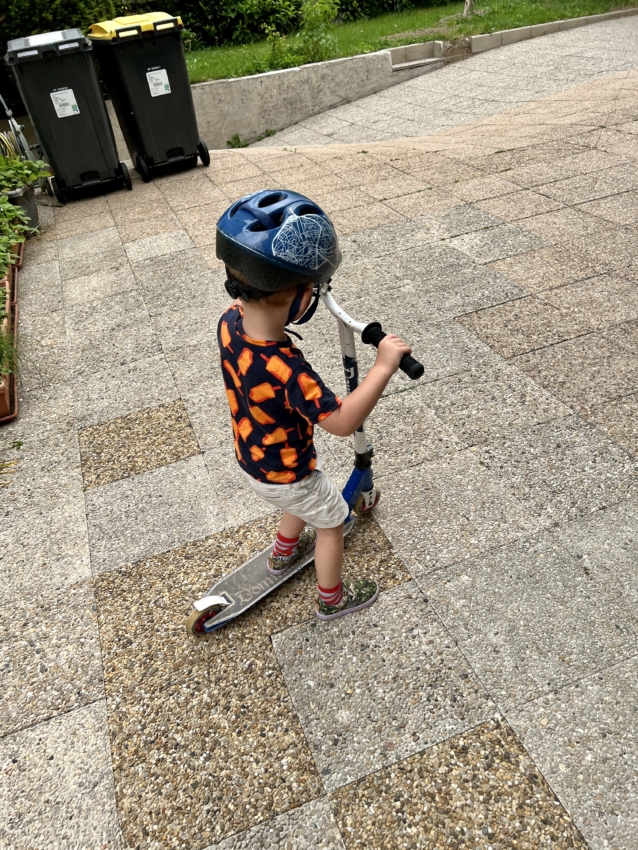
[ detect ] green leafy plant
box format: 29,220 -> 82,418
0,156 -> 50,193
0,194 -> 32,280
297,0 -> 339,62
227,133 -> 251,148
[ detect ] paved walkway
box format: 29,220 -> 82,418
254,17 -> 638,147
1,23 -> 638,850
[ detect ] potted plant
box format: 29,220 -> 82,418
0,155 -> 49,231
0,194 -> 31,422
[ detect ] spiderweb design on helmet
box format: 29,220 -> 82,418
272,214 -> 336,270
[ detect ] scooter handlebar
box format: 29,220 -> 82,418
361,322 -> 424,380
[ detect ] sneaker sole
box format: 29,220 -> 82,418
315,585 -> 380,621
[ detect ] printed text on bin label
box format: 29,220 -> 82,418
146,69 -> 171,97
50,88 -> 80,118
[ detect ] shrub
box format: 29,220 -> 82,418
338,0 -> 414,20
0,157 -> 50,193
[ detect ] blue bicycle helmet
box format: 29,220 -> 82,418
216,189 -> 342,298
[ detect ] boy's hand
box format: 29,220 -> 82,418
375,334 -> 412,375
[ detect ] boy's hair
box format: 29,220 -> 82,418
227,266 -> 307,307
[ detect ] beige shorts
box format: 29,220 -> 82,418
242,456 -> 349,529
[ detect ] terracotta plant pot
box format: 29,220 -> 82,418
10,241 -> 25,269
0,279 -> 18,424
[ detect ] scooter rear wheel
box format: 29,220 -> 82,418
186,603 -> 226,636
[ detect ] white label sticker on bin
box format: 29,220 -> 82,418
146,69 -> 171,97
50,88 -> 80,118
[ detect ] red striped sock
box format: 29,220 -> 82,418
318,582 -> 343,607
273,531 -> 300,558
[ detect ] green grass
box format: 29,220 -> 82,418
186,0 -> 637,84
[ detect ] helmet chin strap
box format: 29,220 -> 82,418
285,283 -> 324,338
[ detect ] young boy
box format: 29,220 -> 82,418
216,190 -> 411,620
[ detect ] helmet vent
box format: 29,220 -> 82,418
228,200 -> 243,218
296,204 -> 321,216
249,220 -> 267,232
258,192 -> 286,208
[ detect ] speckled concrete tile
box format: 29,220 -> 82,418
517,206 -> 618,244
205,798 -> 345,850
111,202 -> 182,244
177,200 -> 237,247
61,265 -> 137,308
329,202 -> 404,235
476,189 -> 564,222
0,578 -> 104,736
447,223 -> 545,264
54,209 -> 115,240
473,415 -> 637,524
556,497 -> 638,610
54,195 -> 110,222
447,174 -> 519,203
18,310 -> 70,390
513,332 -> 638,409
539,273 -> 638,330
331,717 -> 588,850
21,236 -> 57,267
273,581 -> 494,792
95,513 -> 407,847
131,248 -> 217,314
71,352 -> 179,429
384,188 -> 459,217
539,164 -> 638,205
65,288 -> 161,376
488,242 -> 608,294
424,530 -> 637,711
509,658 -> 638,850
57,227 -> 128,280
0,382 -> 75,446
0,702 -> 121,849
85,454 -> 220,574
158,173 -> 227,211
458,295 -> 592,359
374,447 -> 537,576
419,204 -> 503,238
79,399 -> 200,489
575,227 -> 638,274
421,362 -> 571,446
603,317 -> 638,354
583,393 -> 638,457
16,260 -> 62,317
124,229 -> 194,263
578,188 -> 638,225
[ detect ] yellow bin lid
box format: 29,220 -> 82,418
88,12 -> 183,40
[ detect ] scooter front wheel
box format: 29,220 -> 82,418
355,486 -> 381,515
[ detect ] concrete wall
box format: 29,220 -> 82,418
107,45 -> 447,159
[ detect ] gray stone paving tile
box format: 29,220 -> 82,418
513,332 -> 638,409
157,171 -> 227,211
65,289 -> 161,377
517,206 -> 618,244
421,362 -> 571,446
489,241 -> 609,294
539,273 -> 638,330
424,530 -> 637,712
85,454 -> 220,574
509,657 -> 638,850
57,227 -> 128,280
16,260 -> 62,317
0,577 -> 103,737
18,310 -> 70,390
458,294 -> 591,358
556,498 -> 638,611
54,209 -> 115,241
604,318 -> 638,354
576,227 -> 638,273
339,218 -> 438,261
473,415 -> 637,524
447,224 -> 546,264
61,265 -> 137,308
71,352 -> 179,428
0,701 -> 121,849
384,188 -> 459,217
152,303 -> 223,357
578,188 -> 638,225
374,450 -> 537,577
447,175 -> 519,203
475,189 -> 564,222
21,237 -> 57,267
420,203 -> 504,238
272,582 -> 495,792
123,229 -> 194,263
583,393 -> 638,457
203,444 -> 276,529
205,798 -> 345,850
131,247 -> 218,314
539,165 -> 638,205
0,382 -> 75,446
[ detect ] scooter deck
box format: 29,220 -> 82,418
187,516 -> 356,634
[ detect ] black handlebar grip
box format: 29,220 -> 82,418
361,322 -> 424,380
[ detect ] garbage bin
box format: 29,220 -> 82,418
88,13 -> 210,183
4,29 -> 132,204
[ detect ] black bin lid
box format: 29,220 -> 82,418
5,29 -> 91,64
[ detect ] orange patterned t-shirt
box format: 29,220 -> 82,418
218,305 -> 341,485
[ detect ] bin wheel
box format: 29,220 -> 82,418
50,176 -> 66,205
119,161 -> 132,191
197,141 -> 210,167
135,155 -> 151,183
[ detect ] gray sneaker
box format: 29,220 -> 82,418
267,527 -> 317,575
315,578 -> 379,621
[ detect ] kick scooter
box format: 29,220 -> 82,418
185,285 -> 424,635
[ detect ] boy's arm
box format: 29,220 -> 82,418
318,335 -> 412,438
